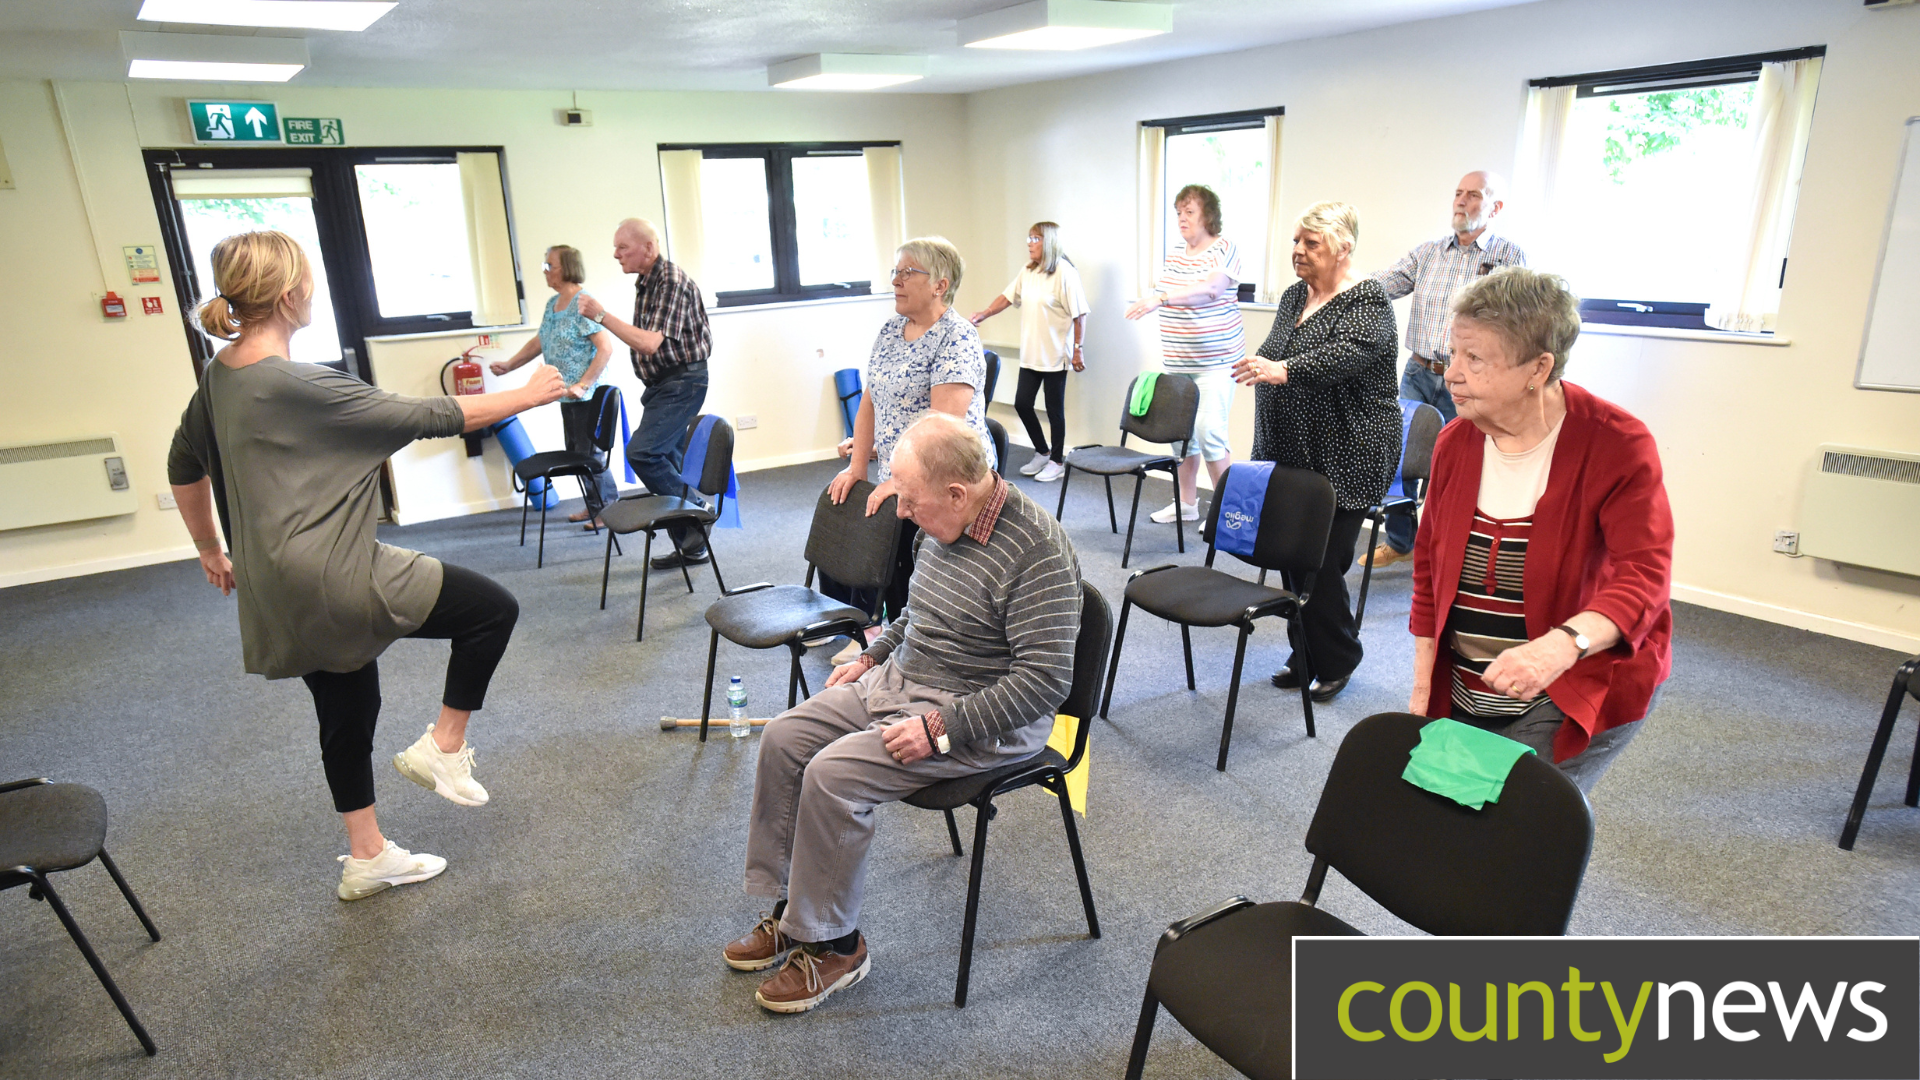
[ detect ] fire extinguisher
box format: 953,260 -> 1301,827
444,347 -> 488,456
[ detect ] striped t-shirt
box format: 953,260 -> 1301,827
1157,238 -> 1245,370
1447,510 -> 1545,718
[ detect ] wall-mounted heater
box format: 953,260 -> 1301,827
0,434 -> 139,532
1800,444 -> 1920,578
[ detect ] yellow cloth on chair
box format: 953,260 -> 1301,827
1046,714 -> 1089,816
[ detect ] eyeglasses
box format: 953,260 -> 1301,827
541,263 -> 553,271
890,267 -> 931,283
1025,236 -> 1043,243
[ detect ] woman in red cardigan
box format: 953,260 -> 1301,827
1409,268 -> 1672,794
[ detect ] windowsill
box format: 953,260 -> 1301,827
367,324 -> 534,344
708,292 -> 892,317
1579,323 -> 1790,346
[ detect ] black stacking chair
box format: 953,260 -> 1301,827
984,416 -> 1010,476
904,580 -> 1112,1008
1100,463 -> 1335,771
1056,373 -> 1198,568
516,385 -> 623,568
1124,712 -> 1595,1080
982,348 -> 1001,407
1354,400 -> 1444,631
1839,654 -> 1920,850
695,479 -> 903,740
2,778 -> 161,1056
598,414 -> 734,642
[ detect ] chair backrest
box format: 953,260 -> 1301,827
1057,580 -> 1114,773
1303,712 -> 1595,936
679,414 -> 735,498
982,349 -> 1000,407
1201,463 -> 1336,575
1118,372 -> 1200,450
587,385 -> 622,455
985,417 -> 1010,476
803,478 -> 904,594
1398,400 -> 1444,486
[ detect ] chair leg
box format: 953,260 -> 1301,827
1181,623 -> 1195,691
1124,985 -> 1161,1080
599,528 -> 617,610
701,522 -> 728,594
97,851 -> 160,943
536,484 -> 550,569
1355,511 -> 1385,634
635,531 -> 654,642
679,548 -> 696,594
519,489 -> 532,547
1121,473 -> 1144,568
699,629 -> 720,742
1056,782 -> 1099,938
794,651 -> 812,703
1840,661 -> 1916,849
1293,612 -> 1319,740
35,873 -> 156,1056
954,800 -> 993,1008
1217,626 -> 1252,771
1054,463 -> 1072,520
1100,600 -> 1133,719
943,808 -> 964,857
1103,476 -> 1118,534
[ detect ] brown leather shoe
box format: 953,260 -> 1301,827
724,913 -> 793,972
754,936 -> 870,1013
1368,543 -> 1409,569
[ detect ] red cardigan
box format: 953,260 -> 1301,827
1410,381 -> 1674,762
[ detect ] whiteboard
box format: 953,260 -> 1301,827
1856,117 -> 1920,393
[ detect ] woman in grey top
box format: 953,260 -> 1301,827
168,231 -> 565,900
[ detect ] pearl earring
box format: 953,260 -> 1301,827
1528,383 -> 1536,392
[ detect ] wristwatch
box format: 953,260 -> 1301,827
592,311 -> 607,325
1553,624 -> 1590,657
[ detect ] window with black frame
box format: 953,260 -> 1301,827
1143,108 -> 1282,304
659,142 -> 899,307
1523,46 -> 1824,332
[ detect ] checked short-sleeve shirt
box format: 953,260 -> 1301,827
628,256 -> 712,385
1372,231 -> 1526,361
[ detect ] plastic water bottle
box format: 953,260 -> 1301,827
728,677 -> 750,739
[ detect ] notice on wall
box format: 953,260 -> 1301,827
284,117 -> 345,146
124,245 -> 162,285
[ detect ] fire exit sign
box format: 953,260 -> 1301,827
188,100 -> 282,144
284,117 -> 345,146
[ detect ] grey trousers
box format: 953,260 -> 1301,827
744,657 -> 1053,942
1456,698 -> 1642,795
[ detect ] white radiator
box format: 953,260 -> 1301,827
1800,444 -> 1920,577
0,434 -> 139,532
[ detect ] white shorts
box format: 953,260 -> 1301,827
1179,366 -> 1236,461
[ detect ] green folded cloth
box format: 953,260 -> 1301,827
1128,372 -> 1159,417
1402,718 -> 1536,810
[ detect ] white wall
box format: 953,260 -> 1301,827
959,0 -> 1920,651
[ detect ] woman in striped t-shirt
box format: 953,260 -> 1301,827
1125,184 -> 1244,524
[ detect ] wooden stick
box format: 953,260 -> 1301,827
660,716 -> 772,731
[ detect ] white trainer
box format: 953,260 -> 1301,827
394,725 -> 489,806
337,841 -> 447,901
1149,500 -> 1200,524
1018,455 -> 1047,477
1034,460 -> 1067,483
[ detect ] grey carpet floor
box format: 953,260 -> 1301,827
2,455 -> 1917,1079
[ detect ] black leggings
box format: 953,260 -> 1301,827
300,563 -> 520,813
1014,368 -> 1068,462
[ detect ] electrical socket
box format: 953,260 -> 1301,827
1773,530 -> 1800,555
156,491 -> 177,510
736,414 -> 758,430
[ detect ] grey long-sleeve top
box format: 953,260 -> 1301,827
168,356 -> 466,680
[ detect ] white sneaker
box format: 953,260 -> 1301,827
1149,500 -> 1199,524
1018,455 -> 1047,477
337,841 -> 447,901
1034,460 -> 1067,482
394,725 -> 489,806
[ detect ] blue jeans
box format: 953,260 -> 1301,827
1385,359 -> 1458,553
626,366 -> 709,552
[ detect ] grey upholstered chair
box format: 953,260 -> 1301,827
516,384 -> 623,568
599,413 -> 734,641
1056,373 -> 1199,567
1354,399 -> 1444,631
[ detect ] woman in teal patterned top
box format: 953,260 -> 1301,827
491,244 -> 617,522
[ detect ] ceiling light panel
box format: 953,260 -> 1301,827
769,54 -> 927,91
136,0 -> 397,32
120,31 -> 310,81
127,60 -> 305,81
959,0 -> 1172,51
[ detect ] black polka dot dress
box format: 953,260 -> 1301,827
1250,278 -> 1402,510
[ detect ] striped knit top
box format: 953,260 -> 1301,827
1156,237 -> 1245,370
865,479 -> 1082,745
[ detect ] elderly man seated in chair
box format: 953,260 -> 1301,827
727,411 -> 1081,1014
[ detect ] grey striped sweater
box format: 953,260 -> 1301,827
865,483 -> 1081,745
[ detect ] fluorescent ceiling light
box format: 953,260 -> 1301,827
769,54 -> 926,91
959,0 -> 1171,50
136,0 -> 397,32
121,30 -> 309,81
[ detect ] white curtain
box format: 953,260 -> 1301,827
1258,114 -> 1288,304
1707,56 -> 1823,332
657,149 -> 709,304
864,146 -> 906,294
1137,123 -> 1166,296
1510,84 -> 1577,270
457,152 -> 522,327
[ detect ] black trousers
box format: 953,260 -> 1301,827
1014,368 -> 1068,462
300,563 -> 520,814
1283,506 -> 1368,683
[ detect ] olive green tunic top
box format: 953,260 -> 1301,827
168,356 -> 466,680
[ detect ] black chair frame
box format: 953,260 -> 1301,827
597,414 -> 734,642
518,385 -> 624,569
902,580 -> 1112,1007
1055,373 -> 1198,568
1839,655 -> 1920,850
1354,401 -> 1443,631
2,778 -> 161,1057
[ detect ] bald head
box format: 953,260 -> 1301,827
614,217 -> 661,275
891,413 -> 995,544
